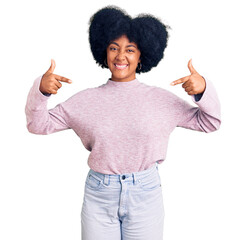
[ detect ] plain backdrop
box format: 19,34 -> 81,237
1,0 -> 245,239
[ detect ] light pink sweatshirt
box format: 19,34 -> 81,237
25,75 -> 221,174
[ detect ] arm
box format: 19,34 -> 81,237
171,59 -> 221,133
25,75 -> 70,135
176,77 -> 221,133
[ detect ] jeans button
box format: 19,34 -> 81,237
122,175 -> 126,180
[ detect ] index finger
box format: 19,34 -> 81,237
170,75 -> 190,86
54,74 -> 72,83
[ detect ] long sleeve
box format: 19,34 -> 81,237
25,75 -> 71,135
176,77 -> 221,133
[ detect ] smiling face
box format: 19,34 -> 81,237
106,35 -> 141,82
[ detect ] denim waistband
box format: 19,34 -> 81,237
88,162 -> 159,185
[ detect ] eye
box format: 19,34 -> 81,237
109,47 -> 117,51
127,49 -> 135,53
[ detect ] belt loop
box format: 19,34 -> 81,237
156,162 -> 158,170
103,174 -> 109,185
133,173 -> 137,185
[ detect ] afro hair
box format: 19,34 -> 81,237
88,5 -> 171,73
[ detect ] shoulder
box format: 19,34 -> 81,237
142,82 -> 183,104
61,84 -> 103,107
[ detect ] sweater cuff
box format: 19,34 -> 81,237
190,76 -> 221,119
194,92 -> 204,102
25,75 -> 51,112
34,75 -> 51,101
43,92 -> 52,97
191,76 -> 207,103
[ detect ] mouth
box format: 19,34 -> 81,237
114,64 -> 128,70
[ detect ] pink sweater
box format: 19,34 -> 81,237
25,75 -> 221,174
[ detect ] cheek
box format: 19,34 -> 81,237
130,58 -> 140,67
107,52 -> 116,64
131,52 -> 141,65
128,54 -> 139,63
106,49 -> 112,61
106,56 -> 114,69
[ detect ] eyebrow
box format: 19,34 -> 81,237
109,42 -> 137,49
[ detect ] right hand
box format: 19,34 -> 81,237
39,59 -> 72,95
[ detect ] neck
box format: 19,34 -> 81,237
105,77 -> 140,89
110,75 -> 137,82
110,78 -> 136,82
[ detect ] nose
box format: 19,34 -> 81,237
116,51 -> 126,61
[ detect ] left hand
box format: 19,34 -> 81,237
170,59 -> 206,95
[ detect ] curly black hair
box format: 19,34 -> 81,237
88,5 -> 171,73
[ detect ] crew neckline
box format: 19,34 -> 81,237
105,78 -> 140,89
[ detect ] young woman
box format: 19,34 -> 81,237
25,6 -> 221,240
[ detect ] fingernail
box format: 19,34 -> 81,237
68,79 -> 72,83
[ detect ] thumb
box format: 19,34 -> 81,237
46,59 -> 56,74
188,59 -> 197,74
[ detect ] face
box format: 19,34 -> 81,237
106,35 -> 141,82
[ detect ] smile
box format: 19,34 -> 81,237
114,64 -> 128,70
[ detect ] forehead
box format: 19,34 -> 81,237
109,35 -> 138,47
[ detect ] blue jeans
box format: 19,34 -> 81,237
81,162 -> 165,240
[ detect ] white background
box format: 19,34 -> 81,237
1,0 -> 245,239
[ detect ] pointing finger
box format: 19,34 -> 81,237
170,75 -> 190,86
54,74 -> 72,83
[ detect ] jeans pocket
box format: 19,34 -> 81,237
85,173 -> 103,190
139,171 -> 161,191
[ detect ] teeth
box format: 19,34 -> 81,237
115,64 -> 128,69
